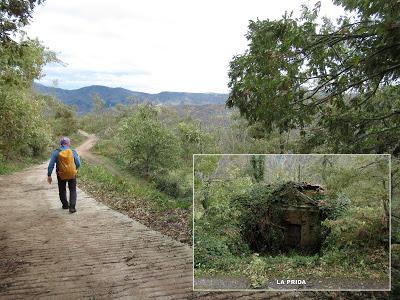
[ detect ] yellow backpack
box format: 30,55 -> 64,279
58,149 -> 77,180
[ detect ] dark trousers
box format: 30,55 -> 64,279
57,175 -> 77,208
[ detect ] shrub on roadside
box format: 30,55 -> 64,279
117,104 -> 182,177
152,172 -> 181,198
322,206 -> 387,251
151,168 -> 192,199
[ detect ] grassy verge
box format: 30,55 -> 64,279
92,139 -> 193,201
77,160 -> 192,244
70,131 -> 86,147
0,156 -> 46,175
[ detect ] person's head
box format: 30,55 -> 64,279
60,136 -> 71,147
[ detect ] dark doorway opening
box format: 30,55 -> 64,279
285,224 -> 301,248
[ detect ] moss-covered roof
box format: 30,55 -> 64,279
271,181 -> 325,208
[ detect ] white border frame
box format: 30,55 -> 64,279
192,153 -> 392,292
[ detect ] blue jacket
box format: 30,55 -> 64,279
47,146 -> 81,177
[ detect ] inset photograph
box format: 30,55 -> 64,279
193,154 -> 390,291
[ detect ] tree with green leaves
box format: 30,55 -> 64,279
1,35 -> 56,88
0,0 -> 60,160
118,104 -> 182,177
0,0 -> 44,42
250,155 -> 264,182
43,95 -> 78,137
178,120 -> 215,161
0,0 -> 77,168
91,93 -> 106,114
227,0 -> 400,154
0,88 -> 51,158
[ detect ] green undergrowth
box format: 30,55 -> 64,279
78,160 -> 190,211
69,131 -> 86,148
77,159 -> 192,243
0,155 -> 46,175
195,211 -> 389,288
195,219 -> 389,288
195,247 -> 389,289
92,139 -> 193,200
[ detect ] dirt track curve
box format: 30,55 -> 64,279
0,135 -> 193,299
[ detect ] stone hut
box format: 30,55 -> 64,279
272,182 -> 326,253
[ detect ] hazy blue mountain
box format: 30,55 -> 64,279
33,82 -> 228,114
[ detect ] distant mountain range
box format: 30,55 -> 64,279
33,83 -> 228,114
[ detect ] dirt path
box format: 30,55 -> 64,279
77,130 -> 122,177
77,130 -> 98,159
0,139 -> 193,299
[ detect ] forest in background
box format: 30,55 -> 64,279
1,0 -> 399,298
194,154 -> 390,289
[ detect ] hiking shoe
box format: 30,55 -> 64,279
62,205 -> 69,209
69,207 -> 76,213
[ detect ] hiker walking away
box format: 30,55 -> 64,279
47,137 -> 81,213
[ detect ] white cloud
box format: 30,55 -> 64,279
27,0 -> 344,93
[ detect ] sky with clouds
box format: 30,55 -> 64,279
26,0 -> 344,93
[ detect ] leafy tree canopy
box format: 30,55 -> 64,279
0,1 -> 67,161
0,0 -> 57,88
227,0 -> 400,153
0,0 -> 44,42
0,38 -> 56,87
